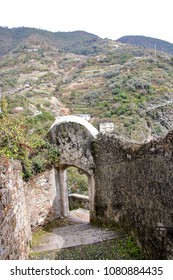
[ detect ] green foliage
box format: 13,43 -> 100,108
67,167 -> 88,195
117,237 -> 145,259
117,35 -> 173,56
105,111 -> 112,118
30,221 -> 144,260
112,88 -> 120,95
31,154 -> 45,174
23,142 -> 60,180
0,99 -> 59,180
0,27 -> 101,56
170,57 -> 173,66
1,27 -> 173,143
33,111 -> 55,123
0,99 -> 31,160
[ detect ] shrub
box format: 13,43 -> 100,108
119,92 -> 128,99
67,167 -> 88,195
104,70 -> 120,79
105,111 -> 112,118
33,111 -> 55,123
0,98 -> 31,160
0,98 -> 59,180
170,57 -> 173,66
112,88 -> 120,95
32,154 -> 45,174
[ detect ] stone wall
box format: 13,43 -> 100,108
25,168 -> 61,230
0,159 -> 31,260
2,119 -> 173,260
93,131 -> 173,259
69,194 -> 89,210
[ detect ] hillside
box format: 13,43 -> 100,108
1,27 -> 173,143
0,26 -> 102,56
117,35 -> 173,55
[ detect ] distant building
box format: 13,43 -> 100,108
99,122 -> 115,133
75,114 -> 91,122
60,108 -> 70,115
33,110 -> 42,117
24,83 -> 30,88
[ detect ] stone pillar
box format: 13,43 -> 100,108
53,168 -> 63,217
88,175 -> 96,222
55,167 -> 96,221
55,168 -> 69,217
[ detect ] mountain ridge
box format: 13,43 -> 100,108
0,26 -> 100,56
2,27 -> 173,57
1,26 -> 173,142
117,35 -> 173,55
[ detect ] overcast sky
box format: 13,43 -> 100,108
1,0 -> 173,43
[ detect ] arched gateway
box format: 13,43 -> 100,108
48,115 -> 99,221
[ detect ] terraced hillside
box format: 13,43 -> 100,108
117,35 -> 173,55
1,27 -> 173,142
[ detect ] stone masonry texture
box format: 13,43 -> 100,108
93,131 -> 173,259
0,159 -> 31,260
1,121 -> 173,260
25,168 -> 60,230
48,122 -> 96,175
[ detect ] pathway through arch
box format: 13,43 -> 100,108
31,213 -> 125,256
48,115 -> 99,221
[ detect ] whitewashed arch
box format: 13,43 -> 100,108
48,115 -> 98,220
50,115 -> 99,138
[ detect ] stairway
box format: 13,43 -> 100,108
31,209 -> 124,253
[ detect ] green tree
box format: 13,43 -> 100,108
0,99 -> 60,180
0,99 -> 31,160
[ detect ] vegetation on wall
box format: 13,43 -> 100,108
0,98 -> 30,159
0,98 -> 59,180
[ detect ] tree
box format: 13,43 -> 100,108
0,99 -> 31,160
0,98 -> 60,180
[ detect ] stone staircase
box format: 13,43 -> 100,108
31,209 -> 124,253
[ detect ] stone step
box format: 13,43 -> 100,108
31,209 -> 124,253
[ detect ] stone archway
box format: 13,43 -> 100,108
48,116 -> 99,221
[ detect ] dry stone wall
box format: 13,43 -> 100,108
25,168 -> 60,230
1,117 -> 173,260
69,194 -> 89,210
93,131 -> 173,259
0,159 -> 31,260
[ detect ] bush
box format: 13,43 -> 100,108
28,142 -> 60,176
112,88 -> 120,95
0,98 -> 59,180
0,98 -> 31,160
67,167 -> 88,195
32,154 -> 45,174
119,92 -> 128,100
33,111 -> 55,123
170,57 -> 173,66
105,111 -> 112,118
104,70 -> 120,79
